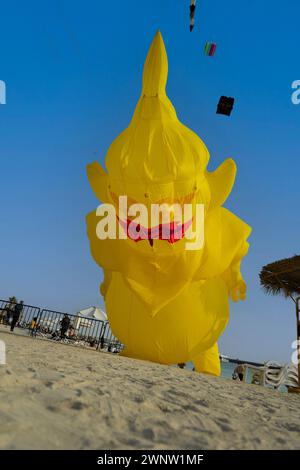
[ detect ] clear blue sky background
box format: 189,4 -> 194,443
1,0 -> 300,363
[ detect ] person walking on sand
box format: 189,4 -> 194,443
10,300 -> 24,332
29,317 -> 38,336
60,314 -> 71,339
5,297 -> 17,326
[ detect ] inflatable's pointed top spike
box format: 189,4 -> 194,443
142,30 -> 168,97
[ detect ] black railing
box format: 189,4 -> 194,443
0,299 -> 123,353
0,299 -> 41,328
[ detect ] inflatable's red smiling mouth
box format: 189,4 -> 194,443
118,217 -> 193,245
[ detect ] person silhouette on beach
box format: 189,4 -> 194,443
10,301 -> 24,332
60,315 -> 71,339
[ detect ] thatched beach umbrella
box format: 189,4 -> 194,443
260,255 -> 300,392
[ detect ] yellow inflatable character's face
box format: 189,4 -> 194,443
88,32 -> 214,254
86,31 -> 251,319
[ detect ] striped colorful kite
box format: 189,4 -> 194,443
204,42 -> 217,56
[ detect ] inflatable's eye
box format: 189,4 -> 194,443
144,193 -> 149,198
108,184 -> 111,189
194,185 -> 197,191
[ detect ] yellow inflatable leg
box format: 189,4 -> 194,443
192,342 -> 221,376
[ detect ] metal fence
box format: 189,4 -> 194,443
0,299 -> 123,353
0,299 -> 41,328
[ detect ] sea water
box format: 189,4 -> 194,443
185,361 -> 236,379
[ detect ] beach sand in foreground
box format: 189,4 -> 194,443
0,327 -> 299,450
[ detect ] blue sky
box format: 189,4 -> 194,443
1,0 -> 300,363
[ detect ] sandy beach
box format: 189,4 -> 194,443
0,326 -> 299,450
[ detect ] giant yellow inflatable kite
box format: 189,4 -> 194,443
86,31 -> 251,376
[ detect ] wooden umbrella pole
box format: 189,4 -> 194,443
297,298 -> 300,389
